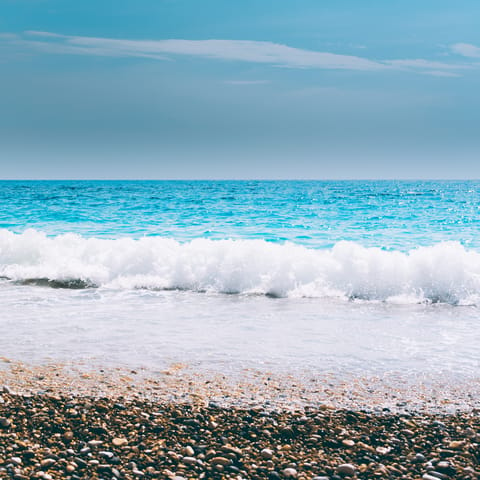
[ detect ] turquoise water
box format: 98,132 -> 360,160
1,180 -> 479,249
1,180 -> 480,302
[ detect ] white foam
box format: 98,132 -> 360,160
1,229 -> 479,304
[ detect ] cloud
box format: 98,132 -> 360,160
385,59 -> 465,70
451,43 -> 480,58
421,70 -> 461,78
225,80 -> 270,85
0,30 -> 471,76
18,31 -> 386,71
0,33 -> 18,40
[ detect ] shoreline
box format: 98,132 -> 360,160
1,389 -> 479,480
1,359 -> 480,415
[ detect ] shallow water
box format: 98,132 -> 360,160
1,284 -> 478,380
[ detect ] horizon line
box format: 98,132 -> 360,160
0,178 -> 479,182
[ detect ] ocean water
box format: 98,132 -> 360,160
0,180 -> 479,380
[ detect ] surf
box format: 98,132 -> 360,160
1,229 -> 479,305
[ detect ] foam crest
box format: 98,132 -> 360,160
1,229 -> 479,304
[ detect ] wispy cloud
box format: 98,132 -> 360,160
0,31 -> 472,77
16,31 -> 387,71
422,70 -> 461,78
385,58 -> 465,70
451,43 -> 480,58
225,80 -> 271,85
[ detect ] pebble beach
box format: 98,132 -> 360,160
1,359 -> 480,480
1,387 -> 480,480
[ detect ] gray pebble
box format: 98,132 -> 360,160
336,464 -> 356,476
261,448 -> 274,459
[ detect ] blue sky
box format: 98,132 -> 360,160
1,0 -> 480,179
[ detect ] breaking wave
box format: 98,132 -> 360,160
1,229 -> 480,305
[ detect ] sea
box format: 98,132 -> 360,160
0,180 -> 479,389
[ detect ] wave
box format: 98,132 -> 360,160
1,229 -> 480,304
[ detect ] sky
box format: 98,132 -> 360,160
1,0 -> 480,179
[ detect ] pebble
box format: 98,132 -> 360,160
40,459 -> 56,468
112,437 -> 128,447
261,447 -> 274,459
336,464 -> 356,476
436,461 -> 454,473
99,451 -> 115,459
447,440 -> 464,449
88,440 -> 103,447
211,456 -> 231,466
429,472 -> 448,480
0,417 -> 11,428
182,445 -> 195,456
414,453 -> 427,463
282,467 -> 298,478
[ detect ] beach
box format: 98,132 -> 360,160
1,358 -> 480,479
1,369 -> 480,480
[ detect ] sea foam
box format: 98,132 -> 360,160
0,229 -> 479,304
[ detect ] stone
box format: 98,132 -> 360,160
261,448 -> 274,459
447,441 -> 464,449
414,453 -> 426,463
210,456 -> 231,466
336,464 -> 356,476
428,472 -> 448,480
88,440 -> 103,447
112,437 -> 128,447
183,446 -> 195,457
0,417 -> 11,428
283,467 -> 298,478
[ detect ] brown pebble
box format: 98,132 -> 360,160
112,437 -> 128,447
210,456 -> 231,466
